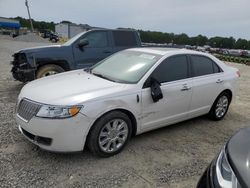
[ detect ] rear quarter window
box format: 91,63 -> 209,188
112,31 -> 137,47
213,62 -> 222,73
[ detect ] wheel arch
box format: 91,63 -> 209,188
210,88 -> 233,112
208,89 -> 233,120
86,108 -> 138,145
36,60 -> 71,72
220,89 -> 233,103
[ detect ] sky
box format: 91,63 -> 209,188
0,0 -> 250,40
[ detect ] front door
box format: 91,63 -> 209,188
73,31 -> 113,69
140,55 -> 193,131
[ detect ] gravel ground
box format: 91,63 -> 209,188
14,33 -> 49,43
0,38 -> 249,188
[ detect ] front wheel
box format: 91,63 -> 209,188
208,92 -> 231,121
36,64 -> 64,79
87,111 -> 132,157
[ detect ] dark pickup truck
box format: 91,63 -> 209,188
11,29 -> 142,82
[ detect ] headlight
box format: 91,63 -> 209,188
36,105 -> 82,118
215,147 -> 242,188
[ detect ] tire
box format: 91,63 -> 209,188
208,92 -> 231,121
36,64 -> 64,79
87,111 -> 132,157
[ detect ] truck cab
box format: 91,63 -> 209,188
11,29 -> 141,82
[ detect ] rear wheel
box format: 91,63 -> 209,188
36,64 -> 64,79
208,92 -> 231,121
87,111 -> 132,157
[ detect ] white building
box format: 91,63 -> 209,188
55,23 -> 93,38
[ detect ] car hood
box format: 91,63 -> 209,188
18,70 -> 131,105
17,45 -> 62,54
227,125 -> 250,187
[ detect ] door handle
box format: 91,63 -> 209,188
181,85 -> 191,91
216,79 -> 223,84
103,50 -> 112,54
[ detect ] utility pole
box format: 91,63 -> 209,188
25,0 -> 34,32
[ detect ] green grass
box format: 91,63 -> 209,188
214,54 -> 250,65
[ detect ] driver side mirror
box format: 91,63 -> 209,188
150,77 -> 163,102
77,39 -> 89,49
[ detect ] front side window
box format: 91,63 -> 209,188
91,50 -> 162,83
63,32 -> 86,46
83,31 -> 108,48
151,55 -> 189,83
191,55 -> 215,77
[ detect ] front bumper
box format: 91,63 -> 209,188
11,66 -> 35,82
197,160 -> 217,188
11,52 -> 36,82
16,113 -> 93,152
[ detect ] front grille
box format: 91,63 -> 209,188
12,53 -> 28,67
17,99 -> 42,122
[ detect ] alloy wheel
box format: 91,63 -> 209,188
98,119 -> 128,153
215,95 -> 229,118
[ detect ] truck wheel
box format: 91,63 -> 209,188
36,64 -> 64,79
87,111 -> 132,157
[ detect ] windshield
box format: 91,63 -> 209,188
62,32 -> 86,46
91,50 -> 162,83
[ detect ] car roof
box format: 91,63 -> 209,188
90,28 -> 138,32
128,47 -> 204,56
129,47 -> 229,71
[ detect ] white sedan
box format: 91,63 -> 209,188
16,48 -> 239,157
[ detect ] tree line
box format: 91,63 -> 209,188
14,16 -> 55,32
139,30 -> 250,50
12,17 -> 250,50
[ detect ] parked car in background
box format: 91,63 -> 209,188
208,48 -> 218,54
240,50 -> 249,58
40,30 -> 53,38
185,45 -> 196,50
197,126 -> 250,188
49,32 -> 59,43
196,46 -> 206,52
221,49 -> 230,55
16,48 -> 239,157
203,45 -> 211,52
11,29 -> 141,82
228,49 -> 242,57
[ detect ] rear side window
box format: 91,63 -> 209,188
191,55 -> 215,77
191,55 -> 222,77
151,55 -> 189,83
112,31 -> 137,47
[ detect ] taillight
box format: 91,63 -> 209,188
236,70 -> 240,77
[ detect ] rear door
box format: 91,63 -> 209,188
111,31 -> 140,53
73,30 -> 113,69
140,55 -> 193,131
188,55 -> 224,117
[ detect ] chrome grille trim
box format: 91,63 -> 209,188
17,99 -> 42,122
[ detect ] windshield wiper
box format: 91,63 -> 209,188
92,72 -> 130,84
84,67 -> 92,73
92,72 -> 115,82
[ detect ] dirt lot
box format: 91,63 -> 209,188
0,38 -> 249,188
